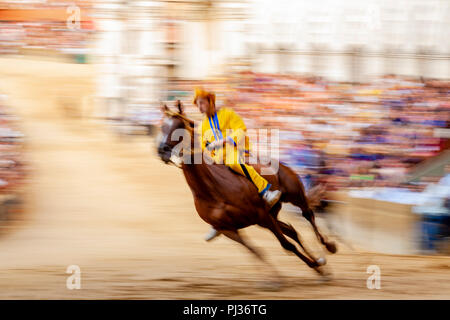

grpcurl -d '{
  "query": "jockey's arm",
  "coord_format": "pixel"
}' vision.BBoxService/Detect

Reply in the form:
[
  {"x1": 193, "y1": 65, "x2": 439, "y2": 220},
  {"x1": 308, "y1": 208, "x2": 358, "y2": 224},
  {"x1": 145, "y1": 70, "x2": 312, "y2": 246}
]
[
  {"x1": 198, "y1": 108, "x2": 247, "y2": 151},
  {"x1": 198, "y1": 121, "x2": 225, "y2": 151}
]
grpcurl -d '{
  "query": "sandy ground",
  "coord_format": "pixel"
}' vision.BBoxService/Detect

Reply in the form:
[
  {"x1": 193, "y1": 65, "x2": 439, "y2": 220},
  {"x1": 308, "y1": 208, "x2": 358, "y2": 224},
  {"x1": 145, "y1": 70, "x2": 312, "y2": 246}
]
[{"x1": 0, "y1": 56, "x2": 449, "y2": 299}]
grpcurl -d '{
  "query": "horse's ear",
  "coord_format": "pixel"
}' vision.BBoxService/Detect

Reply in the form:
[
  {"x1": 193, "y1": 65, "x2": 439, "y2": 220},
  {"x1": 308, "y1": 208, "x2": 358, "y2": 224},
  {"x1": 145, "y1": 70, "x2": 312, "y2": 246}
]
[
  {"x1": 176, "y1": 100, "x2": 184, "y2": 114},
  {"x1": 160, "y1": 102, "x2": 169, "y2": 114}
]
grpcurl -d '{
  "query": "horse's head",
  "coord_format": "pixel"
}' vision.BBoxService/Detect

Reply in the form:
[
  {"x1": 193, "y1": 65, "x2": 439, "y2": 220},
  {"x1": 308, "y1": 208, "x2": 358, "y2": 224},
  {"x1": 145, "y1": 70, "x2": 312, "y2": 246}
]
[{"x1": 157, "y1": 100, "x2": 194, "y2": 165}]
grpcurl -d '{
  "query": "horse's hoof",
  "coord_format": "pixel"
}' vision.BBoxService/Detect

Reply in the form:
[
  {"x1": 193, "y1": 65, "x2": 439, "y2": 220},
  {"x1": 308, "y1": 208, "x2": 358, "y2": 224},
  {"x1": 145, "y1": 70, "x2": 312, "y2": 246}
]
[
  {"x1": 314, "y1": 265, "x2": 332, "y2": 280},
  {"x1": 316, "y1": 257, "x2": 327, "y2": 266},
  {"x1": 326, "y1": 241, "x2": 338, "y2": 254}
]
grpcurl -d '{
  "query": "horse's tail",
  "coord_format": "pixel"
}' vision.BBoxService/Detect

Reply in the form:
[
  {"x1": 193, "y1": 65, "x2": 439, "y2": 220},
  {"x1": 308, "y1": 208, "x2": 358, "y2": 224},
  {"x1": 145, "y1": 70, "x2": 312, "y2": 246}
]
[
  {"x1": 305, "y1": 184, "x2": 326, "y2": 209},
  {"x1": 278, "y1": 163, "x2": 325, "y2": 211}
]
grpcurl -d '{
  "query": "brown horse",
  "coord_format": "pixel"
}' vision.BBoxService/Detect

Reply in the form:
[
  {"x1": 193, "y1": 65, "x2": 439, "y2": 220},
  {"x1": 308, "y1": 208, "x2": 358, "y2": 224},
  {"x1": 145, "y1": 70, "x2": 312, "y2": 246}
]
[{"x1": 157, "y1": 101, "x2": 337, "y2": 281}]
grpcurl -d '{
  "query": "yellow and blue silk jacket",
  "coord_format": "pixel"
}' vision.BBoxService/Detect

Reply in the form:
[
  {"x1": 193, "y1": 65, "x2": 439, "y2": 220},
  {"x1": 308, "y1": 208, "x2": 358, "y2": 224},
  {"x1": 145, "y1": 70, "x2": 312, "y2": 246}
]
[{"x1": 198, "y1": 107, "x2": 250, "y2": 155}]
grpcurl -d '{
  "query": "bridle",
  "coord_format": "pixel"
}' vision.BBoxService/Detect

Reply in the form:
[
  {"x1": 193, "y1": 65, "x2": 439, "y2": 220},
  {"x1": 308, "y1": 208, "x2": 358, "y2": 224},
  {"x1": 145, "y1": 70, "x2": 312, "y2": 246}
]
[
  {"x1": 161, "y1": 110, "x2": 196, "y2": 167},
  {"x1": 163, "y1": 110, "x2": 195, "y2": 134}
]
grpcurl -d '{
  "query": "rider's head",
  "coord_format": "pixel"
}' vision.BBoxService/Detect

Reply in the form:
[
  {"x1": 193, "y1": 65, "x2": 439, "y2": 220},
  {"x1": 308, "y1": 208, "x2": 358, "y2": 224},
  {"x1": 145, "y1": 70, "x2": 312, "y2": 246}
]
[{"x1": 193, "y1": 88, "x2": 215, "y2": 117}]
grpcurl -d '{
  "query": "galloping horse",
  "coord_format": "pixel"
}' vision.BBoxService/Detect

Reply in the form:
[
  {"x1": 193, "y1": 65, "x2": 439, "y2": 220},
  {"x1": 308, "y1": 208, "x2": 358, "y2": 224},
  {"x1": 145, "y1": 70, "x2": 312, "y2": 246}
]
[{"x1": 157, "y1": 101, "x2": 337, "y2": 281}]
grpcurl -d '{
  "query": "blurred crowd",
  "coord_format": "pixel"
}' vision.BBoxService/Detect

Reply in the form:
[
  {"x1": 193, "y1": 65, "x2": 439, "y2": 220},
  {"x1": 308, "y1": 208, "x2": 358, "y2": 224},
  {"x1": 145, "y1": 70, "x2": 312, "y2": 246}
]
[
  {"x1": 0, "y1": 95, "x2": 27, "y2": 195},
  {"x1": 166, "y1": 72, "x2": 449, "y2": 192},
  {"x1": 0, "y1": 1, "x2": 94, "y2": 55},
  {"x1": 0, "y1": 21, "x2": 93, "y2": 54}
]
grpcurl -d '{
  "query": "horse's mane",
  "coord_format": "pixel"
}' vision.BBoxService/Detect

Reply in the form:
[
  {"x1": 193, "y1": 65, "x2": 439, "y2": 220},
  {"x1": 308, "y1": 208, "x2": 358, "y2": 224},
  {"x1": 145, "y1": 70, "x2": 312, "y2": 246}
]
[{"x1": 164, "y1": 110, "x2": 195, "y2": 129}]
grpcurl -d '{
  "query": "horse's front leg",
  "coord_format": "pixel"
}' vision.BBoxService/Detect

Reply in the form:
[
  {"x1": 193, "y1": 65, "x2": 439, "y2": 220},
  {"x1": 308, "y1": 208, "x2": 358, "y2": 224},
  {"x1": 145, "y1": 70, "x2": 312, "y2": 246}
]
[
  {"x1": 200, "y1": 207, "x2": 228, "y2": 242},
  {"x1": 220, "y1": 229, "x2": 283, "y2": 289}
]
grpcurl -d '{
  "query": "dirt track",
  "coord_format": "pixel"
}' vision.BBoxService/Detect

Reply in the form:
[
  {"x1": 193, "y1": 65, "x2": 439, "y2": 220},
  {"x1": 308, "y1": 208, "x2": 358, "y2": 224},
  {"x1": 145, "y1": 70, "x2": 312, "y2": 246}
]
[{"x1": 0, "y1": 57, "x2": 449, "y2": 299}]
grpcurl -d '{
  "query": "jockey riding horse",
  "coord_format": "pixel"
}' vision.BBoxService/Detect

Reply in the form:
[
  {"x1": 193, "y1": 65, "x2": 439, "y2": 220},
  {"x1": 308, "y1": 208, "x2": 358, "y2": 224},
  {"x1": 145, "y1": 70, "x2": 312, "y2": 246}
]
[{"x1": 193, "y1": 88, "x2": 282, "y2": 241}]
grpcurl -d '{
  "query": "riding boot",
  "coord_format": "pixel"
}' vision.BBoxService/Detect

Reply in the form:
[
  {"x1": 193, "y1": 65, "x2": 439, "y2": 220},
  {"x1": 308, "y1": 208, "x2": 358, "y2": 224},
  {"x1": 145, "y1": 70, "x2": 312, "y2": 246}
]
[
  {"x1": 204, "y1": 227, "x2": 221, "y2": 241},
  {"x1": 262, "y1": 189, "x2": 282, "y2": 208}
]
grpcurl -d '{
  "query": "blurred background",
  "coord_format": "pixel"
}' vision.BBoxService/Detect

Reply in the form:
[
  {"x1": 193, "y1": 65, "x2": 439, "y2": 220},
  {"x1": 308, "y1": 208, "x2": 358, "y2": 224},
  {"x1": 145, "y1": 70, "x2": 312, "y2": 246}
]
[{"x1": 0, "y1": 0, "x2": 448, "y2": 299}]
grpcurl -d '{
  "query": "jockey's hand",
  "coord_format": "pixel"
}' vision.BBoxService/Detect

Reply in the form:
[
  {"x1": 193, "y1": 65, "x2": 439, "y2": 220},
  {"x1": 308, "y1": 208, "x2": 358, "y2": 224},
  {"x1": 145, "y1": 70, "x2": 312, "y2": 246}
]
[{"x1": 206, "y1": 139, "x2": 226, "y2": 151}]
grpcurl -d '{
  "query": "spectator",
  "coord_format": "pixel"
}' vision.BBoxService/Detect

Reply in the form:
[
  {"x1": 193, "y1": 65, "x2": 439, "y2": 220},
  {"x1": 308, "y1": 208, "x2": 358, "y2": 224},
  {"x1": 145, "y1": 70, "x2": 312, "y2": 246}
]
[{"x1": 412, "y1": 165, "x2": 450, "y2": 253}]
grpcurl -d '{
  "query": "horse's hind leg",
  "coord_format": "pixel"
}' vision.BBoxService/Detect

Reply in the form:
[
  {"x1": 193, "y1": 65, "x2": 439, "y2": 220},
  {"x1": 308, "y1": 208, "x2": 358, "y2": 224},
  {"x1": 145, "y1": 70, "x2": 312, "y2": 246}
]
[
  {"x1": 300, "y1": 206, "x2": 337, "y2": 254},
  {"x1": 221, "y1": 230, "x2": 282, "y2": 286},
  {"x1": 221, "y1": 230, "x2": 265, "y2": 261},
  {"x1": 289, "y1": 186, "x2": 337, "y2": 254},
  {"x1": 261, "y1": 216, "x2": 325, "y2": 275},
  {"x1": 278, "y1": 221, "x2": 326, "y2": 266}
]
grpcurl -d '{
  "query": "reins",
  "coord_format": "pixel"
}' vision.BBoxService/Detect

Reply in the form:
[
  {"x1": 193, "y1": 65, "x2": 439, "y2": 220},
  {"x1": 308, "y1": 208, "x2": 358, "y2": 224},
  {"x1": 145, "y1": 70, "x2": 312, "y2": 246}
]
[
  {"x1": 164, "y1": 110, "x2": 195, "y2": 134},
  {"x1": 163, "y1": 110, "x2": 217, "y2": 166}
]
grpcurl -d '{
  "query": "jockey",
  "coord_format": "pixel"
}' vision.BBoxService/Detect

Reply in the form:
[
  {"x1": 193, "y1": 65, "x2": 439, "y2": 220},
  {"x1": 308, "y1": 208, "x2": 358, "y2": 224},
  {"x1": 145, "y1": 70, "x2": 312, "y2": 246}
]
[{"x1": 193, "y1": 88, "x2": 282, "y2": 241}]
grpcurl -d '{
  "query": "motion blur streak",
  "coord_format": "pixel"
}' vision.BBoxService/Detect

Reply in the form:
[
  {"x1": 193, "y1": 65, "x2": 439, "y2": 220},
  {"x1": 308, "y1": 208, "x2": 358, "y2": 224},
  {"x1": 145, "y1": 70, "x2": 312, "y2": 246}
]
[{"x1": 0, "y1": 0, "x2": 448, "y2": 299}]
